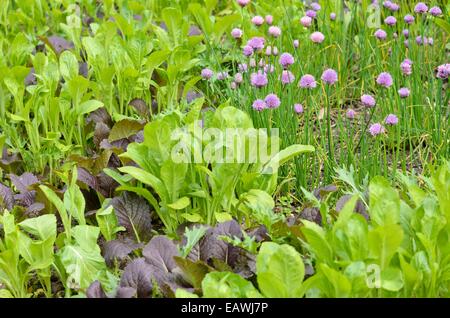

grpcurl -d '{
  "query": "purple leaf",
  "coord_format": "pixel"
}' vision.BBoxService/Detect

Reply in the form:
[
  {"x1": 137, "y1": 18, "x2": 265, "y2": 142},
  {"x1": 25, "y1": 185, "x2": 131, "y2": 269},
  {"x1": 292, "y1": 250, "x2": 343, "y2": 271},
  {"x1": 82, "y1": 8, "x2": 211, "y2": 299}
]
[
  {"x1": 9, "y1": 172, "x2": 39, "y2": 193},
  {"x1": 103, "y1": 238, "x2": 143, "y2": 267},
  {"x1": 119, "y1": 258, "x2": 153, "y2": 298},
  {"x1": 86, "y1": 281, "x2": 107, "y2": 298},
  {"x1": 0, "y1": 183, "x2": 14, "y2": 210},
  {"x1": 110, "y1": 192, "x2": 153, "y2": 242}
]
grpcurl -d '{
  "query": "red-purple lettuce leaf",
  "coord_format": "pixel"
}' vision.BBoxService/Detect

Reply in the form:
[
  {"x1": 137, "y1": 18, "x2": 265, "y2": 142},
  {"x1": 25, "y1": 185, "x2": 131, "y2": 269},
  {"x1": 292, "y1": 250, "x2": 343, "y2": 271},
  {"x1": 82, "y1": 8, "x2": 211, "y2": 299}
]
[
  {"x1": 0, "y1": 183, "x2": 14, "y2": 210},
  {"x1": 9, "y1": 172, "x2": 39, "y2": 193},
  {"x1": 103, "y1": 238, "x2": 143, "y2": 267},
  {"x1": 86, "y1": 280, "x2": 107, "y2": 298},
  {"x1": 119, "y1": 258, "x2": 154, "y2": 298},
  {"x1": 110, "y1": 192, "x2": 153, "y2": 242}
]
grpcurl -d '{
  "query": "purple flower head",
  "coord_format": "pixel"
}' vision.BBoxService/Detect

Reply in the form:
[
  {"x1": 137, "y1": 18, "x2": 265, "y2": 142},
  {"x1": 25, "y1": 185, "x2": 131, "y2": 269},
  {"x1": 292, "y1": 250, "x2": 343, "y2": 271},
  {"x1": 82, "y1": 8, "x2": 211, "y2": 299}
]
[
  {"x1": 279, "y1": 53, "x2": 295, "y2": 68},
  {"x1": 293, "y1": 39, "x2": 299, "y2": 48},
  {"x1": 383, "y1": 1, "x2": 392, "y2": 8},
  {"x1": 265, "y1": 15, "x2": 273, "y2": 25},
  {"x1": 330, "y1": 13, "x2": 337, "y2": 20},
  {"x1": 403, "y1": 58, "x2": 413, "y2": 65},
  {"x1": 311, "y1": 3, "x2": 321, "y2": 11},
  {"x1": 369, "y1": 123, "x2": 385, "y2": 136},
  {"x1": 428, "y1": 37, "x2": 434, "y2": 46},
  {"x1": 234, "y1": 73, "x2": 243, "y2": 84},
  {"x1": 247, "y1": 37, "x2": 265, "y2": 50},
  {"x1": 385, "y1": 16, "x2": 397, "y2": 26},
  {"x1": 258, "y1": 58, "x2": 265, "y2": 67},
  {"x1": 416, "y1": 35, "x2": 428, "y2": 46},
  {"x1": 264, "y1": 64, "x2": 275, "y2": 73},
  {"x1": 265, "y1": 93, "x2": 281, "y2": 109},
  {"x1": 398, "y1": 87, "x2": 410, "y2": 98},
  {"x1": 237, "y1": 0, "x2": 250, "y2": 7},
  {"x1": 376, "y1": 72, "x2": 393, "y2": 88},
  {"x1": 404, "y1": 14, "x2": 415, "y2": 24},
  {"x1": 280, "y1": 70, "x2": 295, "y2": 84},
  {"x1": 252, "y1": 99, "x2": 266, "y2": 111},
  {"x1": 429, "y1": 6, "x2": 442, "y2": 16},
  {"x1": 400, "y1": 60, "x2": 413, "y2": 76},
  {"x1": 201, "y1": 68, "x2": 214, "y2": 80},
  {"x1": 385, "y1": 114, "x2": 399, "y2": 125},
  {"x1": 404, "y1": 40, "x2": 409, "y2": 48},
  {"x1": 250, "y1": 71, "x2": 268, "y2": 88},
  {"x1": 216, "y1": 71, "x2": 228, "y2": 80},
  {"x1": 346, "y1": 109, "x2": 357, "y2": 119},
  {"x1": 299, "y1": 74, "x2": 317, "y2": 89},
  {"x1": 249, "y1": 58, "x2": 257, "y2": 68},
  {"x1": 268, "y1": 26, "x2": 282, "y2": 37},
  {"x1": 300, "y1": 16, "x2": 313, "y2": 27},
  {"x1": 389, "y1": 3, "x2": 400, "y2": 11},
  {"x1": 230, "y1": 82, "x2": 237, "y2": 90},
  {"x1": 243, "y1": 45, "x2": 253, "y2": 56},
  {"x1": 251, "y1": 16, "x2": 264, "y2": 26},
  {"x1": 272, "y1": 46, "x2": 279, "y2": 56},
  {"x1": 310, "y1": 31, "x2": 325, "y2": 43},
  {"x1": 436, "y1": 64, "x2": 450, "y2": 79},
  {"x1": 321, "y1": 68, "x2": 338, "y2": 85},
  {"x1": 231, "y1": 28, "x2": 243, "y2": 39},
  {"x1": 294, "y1": 104, "x2": 304, "y2": 114},
  {"x1": 374, "y1": 29, "x2": 387, "y2": 40},
  {"x1": 402, "y1": 29, "x2": 409, "y2": 38},
  {"x1": 238, "y1": 63, "x2": 248, "y2": 73},
  {"x1": 306, "y1": 10, "x2": 317, "y2": 19},
  {"x1": 361, "y1": 94, "x2": 376, "y2": 108},
  {"x1": 265, "y1": 46, "x2": 272, "y2": 56},
  {"x1": 414, "y1": 2, "x2": 428, "y2": 14}
]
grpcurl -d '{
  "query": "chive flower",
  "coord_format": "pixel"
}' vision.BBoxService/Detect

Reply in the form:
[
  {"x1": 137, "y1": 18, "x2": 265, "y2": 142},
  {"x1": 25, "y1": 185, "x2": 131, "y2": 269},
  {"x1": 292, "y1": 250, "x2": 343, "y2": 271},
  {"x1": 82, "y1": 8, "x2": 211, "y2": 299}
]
[
  {"x1": 294, "y1": 104, "x2": 304, "y2": 114},
  {"x1": 346, "y1": 109, "x2": 356, "y2": 119},
  {"x1": 429, "y1": 6, "x2": 442, "y2": 16},
  {"x1": 385, "y1": 16, "x2": 397, "y2": 26},
  {"x1": 243, "y1": 45, "x2": 253, "y2": 56},
  {"x1": 265, "y1": 94, "x2": 281, "y2": 109},
  {"x1": 414, "y1": 3, "x2": 428, "y2": 14},
  {"x1": 250, "y1": 71, "x2": 268, "y2": 88},
  {"x1": 251, "y1": 16, "x2": 264, "y2": 26},
  {"x1": 404, "y1": 14, "x2": 414, "y2": 24},
  {"x1": 247, "y1": 37, "x2": 265, "y2": 50},
  {"x1": 398, "y1": 87, "x2": 410, "y2": 98},
  {"x1": 436, "y1": 64, "x2": 450, "y2": 79},
  {"x1": 252, "y1": 99, "x2": 266, "y2": 111},
  {"x1": 376, "y1": 72, "x2": 393, "y2": 88},
  {"x1": 268, "y1": 26, "x2": 281, "y2": 37},
  {"x1": 280, "y1": 70, "x2": 295, "y2": 85},
  {"x1": 369, "y1": 123, "x2": 385, "y2": 136},
  {"x1": 216, "y1": 71, "x2": 228, "y2": 80},
  {"x1": 300, "y1": 16, "x2": 312, "y2": 27},
  {"x1": 299, "y1": 74, "x2": 317, "y2": 89},
  {"x1": 311, "y1": 3, "x2": 321, "y2": 11},
  {"x1": 321, "y1": 69, "x2": 338, "y2": 85},
  {"x1": 231, "y1": 28, "x2": 243, "y2": 39},
  {"x1": 374, "y1": 29, "x2": 387, "y2": 40},
  {"x1": 305, "y1": 10, "x2": 317, "y2": 19},
  {"x1": 237, "y1": 0, "x2": 250, "y2": 7},
  {"x1": 279, "y1": 53, "x2": 294, "y2": 68},
  {"x1": 385, "y1": 114, "x2": 399, "y2": 125},
  {"x1": 310, "y1": 31, "x2": 325, "y2": 43},
  {"x1": 361, "y1": 94, "x2": 376, "y2": 108},
  {"x1": 201, "y1": 68, "x2": 214, "y2": 79}
]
